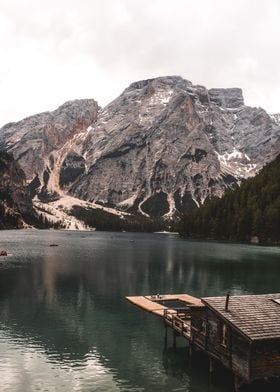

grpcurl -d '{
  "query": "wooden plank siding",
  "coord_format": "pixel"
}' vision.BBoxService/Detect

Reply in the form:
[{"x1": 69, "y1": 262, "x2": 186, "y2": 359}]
[
  {"x1": 190, "y1": 307, "x2": 207, "y2": 349},
  {"x1": 231, "y1": 330, "x2": 251, "y2": 381},
  {"x1": 251, "y1": 340, "x2": 280, "y2": 380},
  {"x1": 205, "y1": 310, "x2": 232, "y2": 367},
  {"x1": 201, "y1": 293, "x2": 280, "y2": 382},
  {"x1": 190, "y1": 307, "x2": 251, "y2": 380}
]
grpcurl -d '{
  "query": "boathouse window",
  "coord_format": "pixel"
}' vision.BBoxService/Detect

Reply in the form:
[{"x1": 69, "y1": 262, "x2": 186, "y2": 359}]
[
  {"x1": 220, "y1": 323, "x2": 229, "y2": 347},
  {"x1": 200, "y1": 319, "x2": 207, "y2": 335},
  {"x1": 196, "y1": 318, "x2": 207, "y2": 335}
]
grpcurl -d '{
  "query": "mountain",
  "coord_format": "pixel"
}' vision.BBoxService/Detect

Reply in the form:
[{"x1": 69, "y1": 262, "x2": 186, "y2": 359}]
[
  {"x1": 67, "y1": 76, "x2": 280, "y2": 218},
  {"x1": 0, "y1": 99, "x2": 100, "y2": 202},
  {"x1": 179, "y1": 154, "x2": 280, "y2": 244},
  {"x1": 0, "y1": 76, "x2": 279, "y2": 221},
  {"x1": 0, "y1": 151, "x2": 35, "y2": 228},
  {"x1": 271, "y1": 113, "x2": 280, "y2": 126}
]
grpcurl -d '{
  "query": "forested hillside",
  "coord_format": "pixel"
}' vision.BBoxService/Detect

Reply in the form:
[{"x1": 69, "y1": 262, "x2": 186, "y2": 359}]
[
  {"x1": 0, "y1": 151, "x2": 35, "y2": 229},
  {"x1": 70, "y1": 205, "x2": 168, "y2": 232},
  {"x1": 179, "y1": 155, "x2": 280, "y2": 244}
]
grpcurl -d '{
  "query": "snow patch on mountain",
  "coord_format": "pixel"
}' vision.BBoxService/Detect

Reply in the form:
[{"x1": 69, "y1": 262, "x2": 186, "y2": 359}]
[{"x1": 216, "y1": 149, "x2": 258, "y2": 178}]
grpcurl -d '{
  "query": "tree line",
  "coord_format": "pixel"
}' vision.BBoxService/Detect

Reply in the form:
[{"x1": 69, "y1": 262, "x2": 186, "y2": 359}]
[
  {"x1": 179, "y1": 155, "x2": 280, "y2": 244},
  {"x1": 70, "y1": 205, "x2": 169, "y2": 232}
]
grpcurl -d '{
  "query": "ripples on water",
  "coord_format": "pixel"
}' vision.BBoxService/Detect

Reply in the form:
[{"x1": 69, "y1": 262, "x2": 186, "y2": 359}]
[{"x1": 0, "y1": 230, "x2": 280, "y2": 391}]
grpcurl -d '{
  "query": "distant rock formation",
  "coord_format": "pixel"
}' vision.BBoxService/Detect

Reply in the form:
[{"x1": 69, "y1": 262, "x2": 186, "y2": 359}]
[
  {"x1": 68, "y1": 77, "x2": 280, "y2": 218},
  {"x1": 271, "y1": 113, "x2": 280, "y2": 126},
  {"x1": 0, "y1": 151, "x2": 35, "y2": 228},
  {"x1": 0, "y1": 77, "x2": 279, "y2": 220},
  {"x1": 0, "y1": 99, "x2": 100, "y2": 202}
]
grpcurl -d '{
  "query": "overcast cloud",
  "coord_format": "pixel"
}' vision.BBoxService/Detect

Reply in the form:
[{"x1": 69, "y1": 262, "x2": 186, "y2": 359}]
[{"x1": 0, "y1": 0, "x2": 279, "y2": 126}]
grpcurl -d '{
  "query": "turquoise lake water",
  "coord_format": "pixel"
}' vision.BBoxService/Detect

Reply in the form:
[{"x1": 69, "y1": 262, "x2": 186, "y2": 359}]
[{"x1": 0, "y1": 230, "x2": 280, "y2": 391}]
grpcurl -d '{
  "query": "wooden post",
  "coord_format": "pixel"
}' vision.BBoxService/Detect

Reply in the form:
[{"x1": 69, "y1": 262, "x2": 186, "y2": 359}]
[
  {"x1": 209, "y1": 358, "x2": 214, "y2": 383},
  {"x1": 189, "y1": 341, "x2": 193, "y2": 357},
  {"x1": 164, "y1": 325, "x2": 168, "y2": 347},
  {"x1": 234, "y1": 375, "x2": 243, "y2": 392},
  {"x1": 173, "y1": 330, "x2": 177, "y2": 348},
  {"x1": 225, "y1": 293, "x2": 230, "y2": 311}
]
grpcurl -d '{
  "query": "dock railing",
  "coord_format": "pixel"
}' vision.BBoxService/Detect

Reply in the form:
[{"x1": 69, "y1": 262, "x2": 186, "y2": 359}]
[
  {"x1": 191, "y1": 323, "x2": 207, "y2": 349},
  {"x1": 164, "y1": 307, "x2": 192, "y2": 338}
]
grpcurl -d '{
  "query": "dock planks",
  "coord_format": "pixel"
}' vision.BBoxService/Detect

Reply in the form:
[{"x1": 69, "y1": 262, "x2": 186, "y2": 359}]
[{"x1": 126, "y1": 293, "x2": 203, "y2": 318}]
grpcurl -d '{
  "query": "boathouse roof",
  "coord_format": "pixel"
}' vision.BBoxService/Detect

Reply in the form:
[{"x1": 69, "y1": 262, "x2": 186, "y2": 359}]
[{"x1": 202, "y1": 293, "x2": 280, "y2": 341}]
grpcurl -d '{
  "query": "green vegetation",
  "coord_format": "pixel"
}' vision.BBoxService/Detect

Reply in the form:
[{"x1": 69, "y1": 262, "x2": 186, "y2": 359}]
[
  {"x1": 179, "y1": 155, "x2": 280, "y2": 244},
  {"x1": 34, "y1": 213, "x2": 65, "y2": 229},
  {"x1": 0, "y1": 202, "x2": 22, "y2": 229},
  {"x1": 70, "y1": 205, "x2": 170, "y2": 232}
]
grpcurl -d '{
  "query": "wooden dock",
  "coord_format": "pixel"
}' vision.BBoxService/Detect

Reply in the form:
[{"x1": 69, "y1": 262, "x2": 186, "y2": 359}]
[
  {"x1": 126, "y1": 293, "x2": 203, "y2": 317},
  {"x1": 126, "y1": 294, "x2": 203, "y2": 340},
  {"x1": 126, "y1": 292, "x2": 280, "y2": 391}
]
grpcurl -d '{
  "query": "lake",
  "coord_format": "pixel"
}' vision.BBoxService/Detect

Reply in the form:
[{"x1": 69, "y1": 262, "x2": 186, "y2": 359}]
[{"x1": 0, "y1": 230, "x2": 280, "y2": 391}]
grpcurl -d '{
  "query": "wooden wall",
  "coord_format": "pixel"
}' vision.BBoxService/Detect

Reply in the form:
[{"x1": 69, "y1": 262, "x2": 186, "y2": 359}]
[
  {"x1": 251, "y1": 339, "x2": 280, "y2": 380},
  {"x1": 231, "y1": 330, "x2": 250, "y2": 381},
  {"x1": 191, "y1": 307, "x2": 251, "y2": 381}
]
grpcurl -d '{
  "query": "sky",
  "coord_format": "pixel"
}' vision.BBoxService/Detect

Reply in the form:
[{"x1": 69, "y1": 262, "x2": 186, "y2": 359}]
[{"x1": 0, "y1": 0, "x2": 280, "y2": 127}]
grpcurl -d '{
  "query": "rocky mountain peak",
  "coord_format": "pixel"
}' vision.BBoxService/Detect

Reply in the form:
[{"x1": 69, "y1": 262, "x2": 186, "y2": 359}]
[
  {"x1": 0, "y1": 98, "x2": 100, "y2": 201},
  {"x1": 271, "y1": 113, "x2": 280, "y2": 125},
  {"x1": 56, "y1": 99, "x2": 100, "y2": 119},
  {"x1": 66, "y1": 76, "x2": 280, "y2": 218},
  {"x1": 125, "y1": 75, "x2": 192, "y2": 91},
  {"x1": 0, "y1": 76, "x2": 279, "y2": 220},
  {"x1": 208, "y1": 87, "x2": 244, "y2": 108}
]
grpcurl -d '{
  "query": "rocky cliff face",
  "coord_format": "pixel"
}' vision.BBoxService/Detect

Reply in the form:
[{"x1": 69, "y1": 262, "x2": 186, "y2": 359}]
[
  {"x1": 0, "y1": 77, "x2": 279, "y2": 220},
  {"x1": 68, "y1": 76, "x2": 280, "y2": 218},
  {"x1": 271, "y1": 113, "x2": 280, "y2": 126},
  {"x1": 0, "y1": 151, "x2": 34, "y2": 228},
  {"x1": 0, "y1": 99, "x2": 100, "y2": 201}
]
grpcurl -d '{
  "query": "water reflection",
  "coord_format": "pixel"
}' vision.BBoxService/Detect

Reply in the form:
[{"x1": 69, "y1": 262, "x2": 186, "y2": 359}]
[{"x1": 0, "y1": 231, "x2": 279, "y2": 391}]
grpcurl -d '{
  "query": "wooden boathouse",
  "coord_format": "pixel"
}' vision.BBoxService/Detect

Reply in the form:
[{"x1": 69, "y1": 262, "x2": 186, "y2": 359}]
[{"x1": 126, "y1": 293, "x2": 280, "y2": 391}]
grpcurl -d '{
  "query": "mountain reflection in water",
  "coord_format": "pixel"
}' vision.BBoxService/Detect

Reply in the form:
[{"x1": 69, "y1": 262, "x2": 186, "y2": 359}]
[{"x1": 0, "y1": 231, "x2": 279, "y2": 391}]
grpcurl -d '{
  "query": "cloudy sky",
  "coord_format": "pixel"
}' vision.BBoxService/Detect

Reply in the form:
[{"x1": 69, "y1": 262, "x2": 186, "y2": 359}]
[{"x1": 0, "y1": 0, "x2": 279, "y2": 126}]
